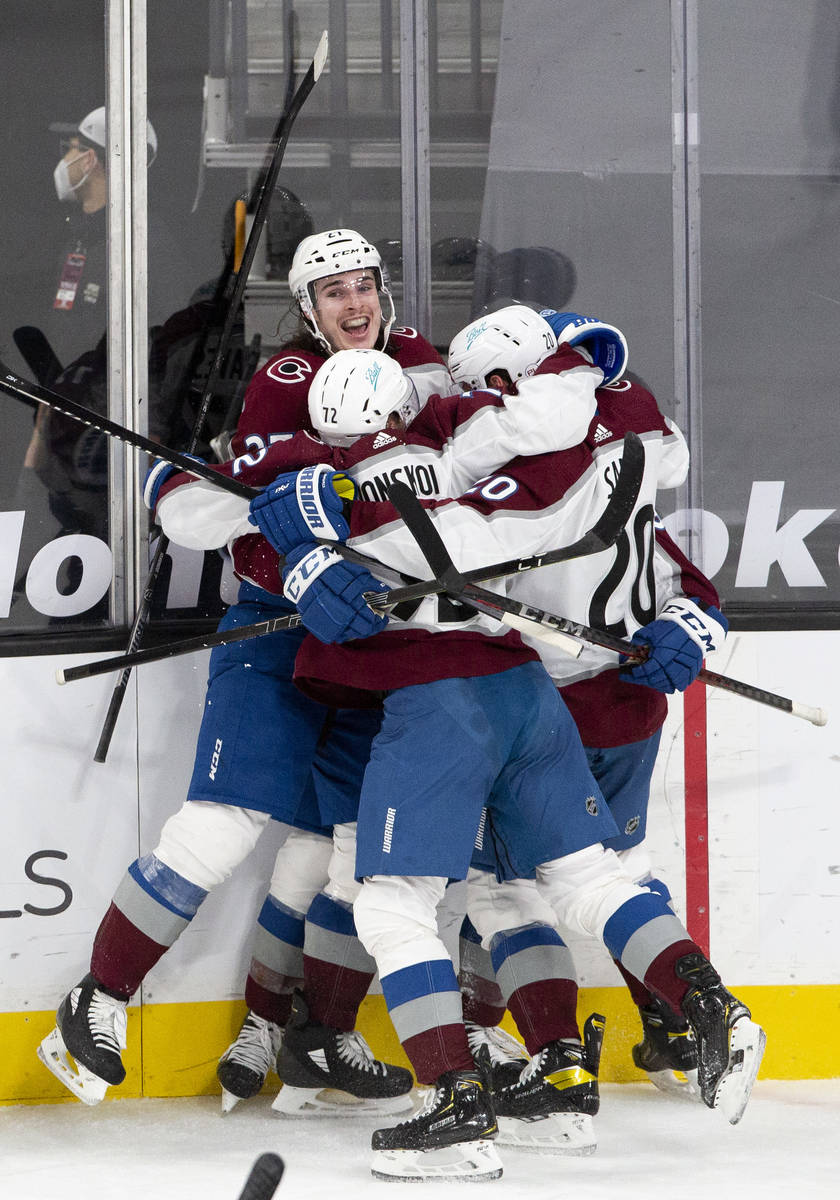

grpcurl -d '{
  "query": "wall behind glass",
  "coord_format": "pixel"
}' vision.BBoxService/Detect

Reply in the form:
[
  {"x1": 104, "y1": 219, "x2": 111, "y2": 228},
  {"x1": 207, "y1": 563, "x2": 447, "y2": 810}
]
[
  {"x1": 473, "y1": 1, "x2": 675, "y2": 410},
  {"x1": 696, "y1": 0, "x2": 839, "y2": 622}
]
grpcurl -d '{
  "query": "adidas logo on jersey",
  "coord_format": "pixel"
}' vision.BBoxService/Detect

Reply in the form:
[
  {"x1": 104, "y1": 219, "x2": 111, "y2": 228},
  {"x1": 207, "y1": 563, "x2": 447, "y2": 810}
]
[
  {"x1": 372, "y1": 430, "x2": 397, "y2": 449},
  {"x1": 593, "y1": 422, "x2": 613, "y2": 443}
]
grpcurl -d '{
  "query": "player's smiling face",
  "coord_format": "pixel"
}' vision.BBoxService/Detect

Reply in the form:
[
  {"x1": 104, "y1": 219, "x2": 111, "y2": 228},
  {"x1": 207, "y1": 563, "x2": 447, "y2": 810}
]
[{"x1": 313, "y1": 269, "x2": 382, "y2": 351}]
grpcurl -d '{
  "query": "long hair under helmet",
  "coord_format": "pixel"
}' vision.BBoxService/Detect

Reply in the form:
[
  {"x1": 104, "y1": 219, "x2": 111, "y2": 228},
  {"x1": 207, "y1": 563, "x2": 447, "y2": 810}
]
[{"x1": 288, "y1": 228, "x2": 396, "y2": 355}]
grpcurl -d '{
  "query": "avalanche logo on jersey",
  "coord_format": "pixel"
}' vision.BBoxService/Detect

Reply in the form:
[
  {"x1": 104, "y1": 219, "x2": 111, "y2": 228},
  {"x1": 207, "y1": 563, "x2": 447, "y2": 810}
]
[
  {"x1": 266, "y1": 356, "x2": 314, "y2": 385},
  {"x1": 585, "y1": 795, "x2": 600, "y2": 816}
]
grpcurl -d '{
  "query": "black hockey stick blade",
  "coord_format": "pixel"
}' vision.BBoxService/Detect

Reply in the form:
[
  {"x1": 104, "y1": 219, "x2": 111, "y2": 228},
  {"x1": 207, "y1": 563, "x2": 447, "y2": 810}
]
[
  {"x1": 570, "y1": 428, "x2": 644, "y2": 553},
  {"x1": 384, "y1": 482, "x2": 467, "y2": 588},
  {"x1": 236, "y1": 1152, "x2": 284, "y2": 1200},
  {"x1": 13, "y1": 326, "x2": 63, "y2": 386},
  {"x1": 384, "y1": 480, "x2": 583, "y2": 656},
  {"x1": 0, "y1": 361, "x2": 259, "y2": 500}
]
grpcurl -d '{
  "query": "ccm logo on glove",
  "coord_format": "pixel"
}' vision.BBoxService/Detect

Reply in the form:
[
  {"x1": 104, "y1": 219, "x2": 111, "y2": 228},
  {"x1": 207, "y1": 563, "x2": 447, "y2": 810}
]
[{"x1": 658, "y1": 598, "x2": 728, "y2": 654}]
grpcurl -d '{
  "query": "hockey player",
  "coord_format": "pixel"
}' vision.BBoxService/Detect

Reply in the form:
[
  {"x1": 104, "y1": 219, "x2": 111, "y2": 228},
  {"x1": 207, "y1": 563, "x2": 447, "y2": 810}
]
[
  {"x1": 237, "y1": 344, "x2": 765, "y2": 1180},
  {"x1": 448, "y1": 307, "x2": 716, "y2": 1111},
  {"x1": 37, "y1": 229, "x2": 447, "y2": 1112}
]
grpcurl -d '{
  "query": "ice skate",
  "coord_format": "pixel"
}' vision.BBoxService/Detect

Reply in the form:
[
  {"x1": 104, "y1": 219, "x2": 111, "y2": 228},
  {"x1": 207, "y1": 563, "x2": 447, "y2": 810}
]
[
  {"x1": 632, "y1": 997, "x2": 700, "y2": 1100},
  {"x1": 370, "y1": 1060, "x2": 502, "y2": 1181},
  {"x1": 466, "y1": 1021, "x2": 529, "y2": 1090},
  {"x1": 217, "y1": 1010, "x2": 284, "y2": 1113},
  {"x1": 37, "y1": 973, "x2": 128, "y2": 1106},
  {"x1": 272, "y1": 991, "x2": 415, "y2": 1117},
  {"x1": 492, "y1": 1012, "x2": 605, "y2": 1155},
  {"x1": 677, "y1": 953, "x2": 766, "y2": 1124}
]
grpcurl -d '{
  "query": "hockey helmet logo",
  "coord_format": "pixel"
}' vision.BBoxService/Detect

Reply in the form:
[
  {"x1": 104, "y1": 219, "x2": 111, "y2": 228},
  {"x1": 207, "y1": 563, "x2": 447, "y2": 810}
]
[{"x1": 448, "y1": 305, "x2": 557, "y2": 391}]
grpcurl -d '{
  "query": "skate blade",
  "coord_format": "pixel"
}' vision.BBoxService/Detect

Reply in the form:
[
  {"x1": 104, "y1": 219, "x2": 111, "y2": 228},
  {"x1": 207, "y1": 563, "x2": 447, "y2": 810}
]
[
  {"x1": 371, "y1": 1139, "x2": 503, "y2": 1181},
  {"x1": 272, "y1": 1084, "x2": 416, "y2": 1118},
  {"x1": 220, "y1": 1088, "x2": 243, "y2": 1115},
  {"x1": 37, "y1": 1028, "x2": 109, "y2": 1106},
  {"x1": 644, "y1": 1066, "x2": 702, "y2": 1102},
  {"x1": 496, "y1": 1112, "x2": 596, "y2": 1156},
  {"x1": 714, "y1": 1018, "x2": 766, "y2": 1125}
]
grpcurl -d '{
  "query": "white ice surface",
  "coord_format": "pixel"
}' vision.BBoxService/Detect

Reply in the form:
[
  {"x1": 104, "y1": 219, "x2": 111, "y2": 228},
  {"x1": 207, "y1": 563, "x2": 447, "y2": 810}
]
[{"x1": 2, "y1": 1081, "x2": 838, "y2": 1200}]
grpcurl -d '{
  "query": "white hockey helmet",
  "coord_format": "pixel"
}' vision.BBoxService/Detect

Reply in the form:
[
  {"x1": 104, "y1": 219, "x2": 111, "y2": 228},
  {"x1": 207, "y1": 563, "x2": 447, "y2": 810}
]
[
  {"x1": 288, "y1": 228, "x2": 396, "y2": 353},
  {"x1": 308, "y1": 349, "x2": 420, "y2": 447},
  {"x1": 51, "y1": 106, "x2": 158, "y2": 166},
  {"x1": 447, "y1": 304, "x2": 557, "y2": 391}
]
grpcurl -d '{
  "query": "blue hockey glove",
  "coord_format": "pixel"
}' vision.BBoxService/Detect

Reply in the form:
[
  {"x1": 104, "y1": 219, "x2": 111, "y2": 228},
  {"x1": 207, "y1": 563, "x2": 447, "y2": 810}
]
[
  {"x1": 143, "y1": 454, "x2": 206, "y2": 511},
  {"x1": 282, "y1": 543, "x2": 390, "y2": 644},
  {"x1": 249, "y1": 463, "x2": 355, "y2": 555},
  {"x1": 620, "y1": 598, "x2": 728, "y2": 693},
  {"x1": 539, "y1": 309, "x2": 628, "y2": 385}
]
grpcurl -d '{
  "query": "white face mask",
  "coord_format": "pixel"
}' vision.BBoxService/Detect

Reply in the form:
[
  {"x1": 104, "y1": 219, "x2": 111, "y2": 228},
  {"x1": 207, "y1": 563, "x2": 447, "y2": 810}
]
[{"x1": 53, "y1": 153, "x2": 92, "y2": 203}]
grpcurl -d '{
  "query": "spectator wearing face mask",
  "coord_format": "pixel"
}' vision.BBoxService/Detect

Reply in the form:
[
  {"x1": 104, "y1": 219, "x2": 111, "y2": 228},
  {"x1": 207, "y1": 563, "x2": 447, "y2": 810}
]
[
  {"x1": 19, "y1": 108, "x2": 158, "y2": 576},
  {"x1": 41, "y1": 107, "x2": 157, "y2": 367}
]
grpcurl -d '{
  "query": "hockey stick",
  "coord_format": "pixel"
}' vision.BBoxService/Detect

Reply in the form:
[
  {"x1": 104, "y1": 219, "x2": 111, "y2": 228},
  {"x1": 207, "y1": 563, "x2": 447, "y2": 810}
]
[
  {"x1": 0, "y1": 362, "x2": 260, "y2": 500},
  {"x1": 386, "y1": 480, "x2": 829, "y2": 727},
  {"x1": 89, "y1": 30, "x2": 327, "y2": 762},
  {"x1": 236, "y1": 1152, "x2": 284, "y2": 1200},
  {"x1": 2, "y1": 358, "x2": 644, "y2": 573},
  {"x1": 55, "y1": 437, "x2": 646, "y2": 683}
]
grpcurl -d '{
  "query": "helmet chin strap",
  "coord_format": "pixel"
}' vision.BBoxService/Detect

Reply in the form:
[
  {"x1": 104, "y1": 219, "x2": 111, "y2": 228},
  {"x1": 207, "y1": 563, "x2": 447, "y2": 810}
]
[{"x1": 305, "y1": 290, "x2": 395, "y2": 356}]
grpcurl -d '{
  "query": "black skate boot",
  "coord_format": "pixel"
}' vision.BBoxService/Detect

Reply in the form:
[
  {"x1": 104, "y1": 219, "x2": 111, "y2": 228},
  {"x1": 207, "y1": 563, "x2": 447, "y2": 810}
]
[
  {"x1": 370, "y1": 1056, "x2": 502, "y2": 1181},
  {"x1": 37, "y1": 973, "x2": 128, "y2": 1105},
  {"x1": 217, "y1": 1011, "x2": 284, "y2": 1113},
  {"x1": 273, "y1": 990, "x2": 414, "y2": 1117},
  {"x1": 677, "y1": 953, "x2": 766, "y2": 1124},
  {"x1": 492, "y1": 1012, "x2": 605, "y2": 1155},
  {"x1": 632, "y1": 997, "x2": 700, "y2": 1100},
  {"x1": 466, "y1": 1021, "x2": 530, "y2": 1090}
]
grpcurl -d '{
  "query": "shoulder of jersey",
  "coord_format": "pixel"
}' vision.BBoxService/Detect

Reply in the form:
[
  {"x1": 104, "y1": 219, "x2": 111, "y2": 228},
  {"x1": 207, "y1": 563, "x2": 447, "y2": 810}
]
[
  {"x1": 590, "y1": 377, "x2": 668, "y2": 445},
  {"x1": 389, "y1": 326, "x2": 444, "y2": 365}
]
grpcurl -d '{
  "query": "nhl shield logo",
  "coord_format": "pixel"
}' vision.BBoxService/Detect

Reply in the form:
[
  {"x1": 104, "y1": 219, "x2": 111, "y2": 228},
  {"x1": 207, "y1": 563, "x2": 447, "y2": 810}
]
[{"x1": 585, "y1": 795, "x2": 599, "y2": 816}]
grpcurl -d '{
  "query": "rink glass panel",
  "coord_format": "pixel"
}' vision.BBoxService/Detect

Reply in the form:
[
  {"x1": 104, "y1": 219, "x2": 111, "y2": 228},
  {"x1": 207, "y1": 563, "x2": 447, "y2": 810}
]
[{"x1": 0, "y1": 0, "x2": 836, "y2": 649}]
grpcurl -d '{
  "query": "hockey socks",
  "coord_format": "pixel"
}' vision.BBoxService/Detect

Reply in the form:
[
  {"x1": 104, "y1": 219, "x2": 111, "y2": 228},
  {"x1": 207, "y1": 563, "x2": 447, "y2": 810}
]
[
  {"x1": 90, "y1": 855, "x2": 208, "y2": 994},
  {"x1": 244, "y1": 893, "x2": 306, "y2": 1026},
  {"x1": 302, "y1": 892, "x2": 376, "y2": 1031}
]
